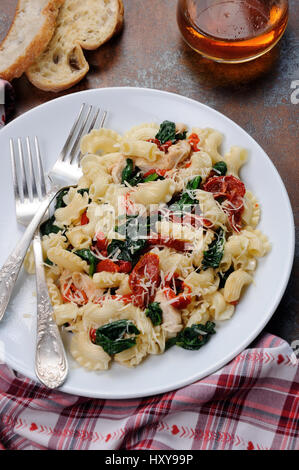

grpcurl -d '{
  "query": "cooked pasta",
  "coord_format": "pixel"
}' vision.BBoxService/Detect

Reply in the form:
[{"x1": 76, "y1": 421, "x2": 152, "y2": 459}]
[
  {"x1": 223, "y1": 269, "x2": 253, "y2": 303},
  {"x1": 224, "y1": 146, "x2": 248, "y2": 177},
  {"x1": 24, "y1": 119, "x2": 270, "y2": 371},
  {"x1": 80, "y1": 128, "x2": 121, "y2": 155},
  {"x1": 120, "y1": 140, "x2": 162, "y2": 162}
]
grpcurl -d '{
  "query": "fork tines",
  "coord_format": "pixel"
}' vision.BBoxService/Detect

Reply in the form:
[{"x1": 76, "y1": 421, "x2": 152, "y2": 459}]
[
  {"x1": 10, "y1": 136, "x2": 46, "y2": 205},
  {"x1": 59, "y1": 103, "x2": 107, "y2": 165},
  {"x1": 10, "y1": 103, "x2": 108, "y2": 208}
]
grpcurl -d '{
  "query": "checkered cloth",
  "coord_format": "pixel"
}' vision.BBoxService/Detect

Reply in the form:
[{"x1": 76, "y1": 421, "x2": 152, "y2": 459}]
[{"x1": 0, "y1": 333, "x2": 298, "y2": 450}]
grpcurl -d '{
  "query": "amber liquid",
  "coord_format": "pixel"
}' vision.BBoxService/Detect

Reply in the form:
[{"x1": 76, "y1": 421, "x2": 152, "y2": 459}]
[{"x1": 177, "y1": 0, "x2": 289, "y2": 62}]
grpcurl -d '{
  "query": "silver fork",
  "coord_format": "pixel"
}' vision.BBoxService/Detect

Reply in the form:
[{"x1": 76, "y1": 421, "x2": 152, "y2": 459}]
[
  {"x1": 11, "y1": 137, "x2": 68, "y2": 388},
  {"x1": 0, "y1": 104, "x2": 107, "y2": 322}
]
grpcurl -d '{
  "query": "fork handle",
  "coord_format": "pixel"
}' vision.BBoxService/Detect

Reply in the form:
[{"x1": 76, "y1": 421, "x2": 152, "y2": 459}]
[
  {"x1": 33, "y1": 230, "x2": 68, "y2": 388},
  {"x1": 0, "y1": 189, "x2": 58, "y2": 322}
]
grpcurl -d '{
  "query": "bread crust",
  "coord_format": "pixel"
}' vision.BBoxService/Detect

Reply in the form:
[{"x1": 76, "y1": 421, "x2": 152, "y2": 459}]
[
  {"x1": 26, "y1": 0, "x2": 124, "y2": 92},
  {"x1": 0, "y1": 0, "x2": 65, "y2": 81}
]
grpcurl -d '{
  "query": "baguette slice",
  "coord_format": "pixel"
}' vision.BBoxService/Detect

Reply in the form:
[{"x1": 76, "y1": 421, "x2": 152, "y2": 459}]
[
  {"x1": 26, "y1": 0, "x2": 124, "y2": 92},
  {"x1": 0, "y1": 0, "x2": 65, "y2": 81}
]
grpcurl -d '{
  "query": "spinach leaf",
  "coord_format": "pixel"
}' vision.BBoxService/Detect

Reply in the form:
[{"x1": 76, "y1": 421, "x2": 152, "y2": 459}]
[
  {"x1": 155, "y1": 120, "x2": 187, "y2": 144},
  {"x1": 166, "y1": 321, "x2": 216, "y2": 351},
  {"x1": 74, "y1": 249, "x2": 98, "y2": 276},
  {"x1": 143, "y1": 172, "x2": 165, "y2": 182},
  {"x1": 77, "y1": 188, "x2": 89, "y2": 196},
  {"x1": 45, "y1": 257, "x2": 53, "y2": 266},
  {"x1": 115, "y1": 214, "x2": 138, "y2": 237},
  {"x1": 121, "y1": 158, "x2": 143, "y2": 186},
  {"x1": 40, "y1": 188, "x2": 70, "y2": 236},
  {"x1": 165, "y1": 336, "x2": 178, "y2": 351},
  {"x1": 77, "y1": 188, "x2": 92, "y2": 204},
  {"x1": 115, "y1": 214, "x2": 150, "y2": 240},
  {"x1": 55, "y1": 189, "x2": 69, "y2": 210},
  {"x1": 175, "y1": 322, "x2": 216, "y2": 350},
  {"x1": 176, "y1": 130, "x2": 187, "y2": 141},
  {"x1": 107, "y1": 238, "x2": 147, "y2": 264},
  {"x1": 171, "y1": 176, "x2": 202, "y2": 211},
  {"x1": 202, "y1": 229, "x2": 225, "y2": 270},
  {"x1": 213, "y1": 161, "x2": 227, "y2": 176},
  {"x1": 122, "y1": 158, "x2": 133, "y2": 182},
  {"x1": 94, "y1": 320, "x2": 140, "y2": 355},
  {"x1": 186, "y1": 175, "x2": 202, "y2": 190},
  {"x1": 145, "y1": 302, "x2": 163, "y2": 326},
  {"x1": 144, "y1": 172, "x2": 159, "y2": 182},
  {"x1": 129, "y1": 171, "x2": 143, "y2": 186},
  {"x1": 171, "y1": 193, "x2": 193, "y2": 212},
  {"x1": 219, "y1": 265, "x2": 234, "y2": 289},
  {"x1": 40, "y1": 216, "x2": 61, "y2": 236}
]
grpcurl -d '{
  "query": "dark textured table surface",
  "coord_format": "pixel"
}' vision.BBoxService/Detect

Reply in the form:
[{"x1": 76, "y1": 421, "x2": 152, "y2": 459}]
[{"x1": 0, "y1": 0, "x2": 298, "y2": 346}]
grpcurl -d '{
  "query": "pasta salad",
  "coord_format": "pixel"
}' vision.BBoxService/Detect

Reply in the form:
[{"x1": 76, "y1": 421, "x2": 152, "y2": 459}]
[{"x1": 25, "y1": 120, "x2": 271, "y2": 371}]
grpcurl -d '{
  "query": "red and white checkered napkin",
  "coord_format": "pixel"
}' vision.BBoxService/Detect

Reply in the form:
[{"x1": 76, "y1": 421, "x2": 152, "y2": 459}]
[{"x1": 0, "y1": 333, "x2": 298, "y2": 450}]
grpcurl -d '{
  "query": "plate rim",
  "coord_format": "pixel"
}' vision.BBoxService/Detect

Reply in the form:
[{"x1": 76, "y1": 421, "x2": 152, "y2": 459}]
[{"x1": 0, "y1": 86, "x2": 295, "y2": 399}]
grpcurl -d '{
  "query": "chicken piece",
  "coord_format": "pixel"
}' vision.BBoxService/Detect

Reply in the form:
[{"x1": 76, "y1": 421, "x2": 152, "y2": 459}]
[
  {"x1": 111, "y1": 156, "x2": 126, "y2": 183},
  {"x1": 176, "y1": 122, "x2": 187, "y2": 134},
  {"x1": 135, "y1": 140, "x2": 191, "y2": 172},
  {"x1": 72, "y1": 272, "x2": 104, "y2": 302},
  {"x1": 166, "y1": 140, "x2": 191, "y2": 168},
  {"x1": 154, "y1": 289, "x2": 183, "y2": 339}
]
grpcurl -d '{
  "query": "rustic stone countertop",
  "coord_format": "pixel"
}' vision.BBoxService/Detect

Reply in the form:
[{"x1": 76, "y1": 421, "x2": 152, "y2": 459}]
[{"x1": 0, "y1": 0, "x2": 298, "y2": 347}]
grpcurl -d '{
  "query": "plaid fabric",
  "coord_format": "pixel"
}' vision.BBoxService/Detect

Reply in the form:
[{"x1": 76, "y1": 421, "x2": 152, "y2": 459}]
[{"x1": 0, "y1": 333, "x2": 298, "y2": 450}]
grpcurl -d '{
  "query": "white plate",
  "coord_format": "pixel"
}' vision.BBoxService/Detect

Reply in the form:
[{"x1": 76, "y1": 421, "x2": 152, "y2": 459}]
[{"x1": 0, "y1": 87, "x2": 295, "y2": 399}]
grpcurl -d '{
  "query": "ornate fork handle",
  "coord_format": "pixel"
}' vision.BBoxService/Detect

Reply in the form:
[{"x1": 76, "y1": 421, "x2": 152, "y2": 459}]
[
  {"x1": 0, "y1": 189, "x2": 59, "y2": 322},
  {"x1": 33, "y1": 231, "x2": 68, "y2": 388}
]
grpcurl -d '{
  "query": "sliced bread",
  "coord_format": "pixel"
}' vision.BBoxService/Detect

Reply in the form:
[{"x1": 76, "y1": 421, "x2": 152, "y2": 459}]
[
  {"x1": 0, "y1": 0, "x2": 65, "y2": 81},
  {"x1": 26, "y1": 0, "x2": 124, "y2": 92}
]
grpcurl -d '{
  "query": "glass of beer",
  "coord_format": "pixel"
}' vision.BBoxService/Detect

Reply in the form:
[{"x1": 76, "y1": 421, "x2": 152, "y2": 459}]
[{"x1": 177, "y1": 0, "x2": 289, "y2": 63}]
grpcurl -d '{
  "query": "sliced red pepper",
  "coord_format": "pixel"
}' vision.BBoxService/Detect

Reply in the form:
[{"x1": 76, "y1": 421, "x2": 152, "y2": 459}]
[
  {"x1": 90, "y1": 328, "x2": 97, "y2": 343},
  {"x1": 80, "y1": 210, "x2": 89, "y2": 225},
  {"x1": 96, "y1": 259, "x2": 120, "y2": 273},
  {"x1": 156, "y1": 169, "x2": 168, "y2": 177},
  {"x1": 143, "y1": 168, "x2": 169, "y2": 179},
  {"x1": 143, "y1": 169, "x2": 157, "y2": 178},
  {"x1": 124, "y1": 193, "x2": 137, "y2": 216},
  {"x1": 188, "y1": 133, "x2": 200, "y2": 152},
  {"x1": 147, "y1": 138, "x2": 173, "y2": 153},
  {"x1": 62, "y1": 283, "x2": 88, "y2": 306},
  {"x1": 160, "y1": 140, "x2": 173, "y2": 153},
  {"x1": 147, "y1": 138, "x2": 160, "y2": 147},
  {"x1": 129, "y1": 253, "x2": 160, "y2": 308}
]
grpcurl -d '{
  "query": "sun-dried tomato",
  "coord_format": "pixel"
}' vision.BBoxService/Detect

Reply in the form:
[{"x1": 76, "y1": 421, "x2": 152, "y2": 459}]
[
  {"x1": 62, "y1": 283, "x2": 88, "y2": 306},
  {"x1": 129, "y1": 253, "x2": 160, "y2": 308}
]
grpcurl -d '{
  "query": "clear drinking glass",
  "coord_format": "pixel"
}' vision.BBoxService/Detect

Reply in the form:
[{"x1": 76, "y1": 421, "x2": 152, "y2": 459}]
[{"x1": 177, "y1": 0, "x2": 289, "y2": 63}]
